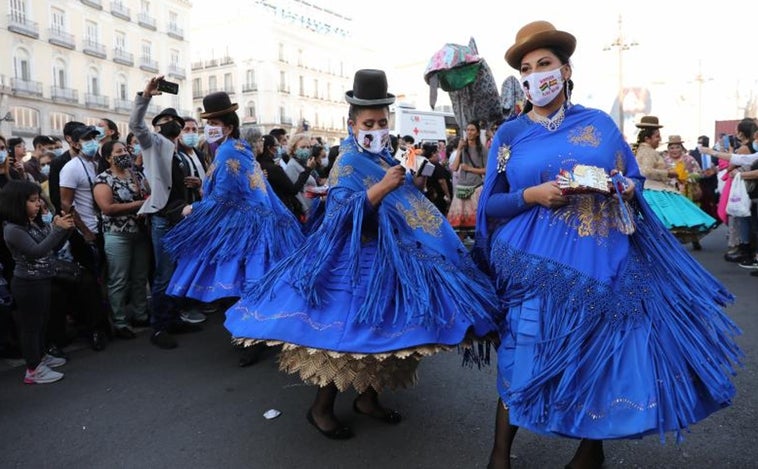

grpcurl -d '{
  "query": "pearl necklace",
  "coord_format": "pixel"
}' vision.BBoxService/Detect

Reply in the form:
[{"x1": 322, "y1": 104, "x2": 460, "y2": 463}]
[{"x1": 528, "y1": 105, "x2": 567, "y2": 132}]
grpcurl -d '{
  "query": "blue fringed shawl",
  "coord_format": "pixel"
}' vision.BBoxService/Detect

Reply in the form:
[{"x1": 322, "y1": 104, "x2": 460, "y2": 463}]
[
  {"x1": 163, "y1": 138, "x2": 304, "y2": 263},
  {"x1": 248, "y1": 135, "x2": 500, "y2": 330}
]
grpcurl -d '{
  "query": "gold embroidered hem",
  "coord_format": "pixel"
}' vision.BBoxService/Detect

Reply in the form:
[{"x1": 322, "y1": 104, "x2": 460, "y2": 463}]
[{"x1": 234, "y1": 339, "x2": 460, "y2": 392}]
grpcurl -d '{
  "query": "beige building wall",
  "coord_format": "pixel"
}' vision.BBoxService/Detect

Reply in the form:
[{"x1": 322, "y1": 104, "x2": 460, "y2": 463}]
[{"x1": 0, "y1": 0, "x2": 192, "y2": 145}]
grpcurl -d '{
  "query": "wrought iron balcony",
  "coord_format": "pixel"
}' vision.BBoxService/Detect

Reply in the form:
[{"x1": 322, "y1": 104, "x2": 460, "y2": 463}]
[
  {"x1": 48, "y1": 28, "x2": 75, "y2": 49},
  {"x1": 82, "y1": 39, "x2": 106, "y2": 58},
  {"x1": 85, "y1": 93, "x2": 109, "y2": 108},
  {"x1": 242, "y1": 83, "x2": 258, "y2": 93},
  {"x1": 139, "y1": 57, "x2": 159, "y2": 73},
  {"x1": 110, "y1": 0, "x2": 130, "y2": 20},
  {"x1": 80, "y1": 0, "x2": 103, "y2": 10},
  {"x1": 50, "y1": 86, "x2": 79, "y2": 103},
  {"x1": 167, "y1": 23, "x2": 183, "y2": 40},
  {"x1": 114, "y1": 98, "x2": 132, "y2": 112},
  {"x1": 11, "y1": 78, "x2": 43, "y2": 96},
  {"x1": 112, "y1": 48, "x2": 134, "y2": 66},
  {"x1": 138, "y1": 12, "x2": 156, "y2": 30},
  {"x1": 167, "y1": 64, "x2": 186, "y2": 80},
  {"x1": 7, "y1": 14, "x2": 39, "y2": 38}
]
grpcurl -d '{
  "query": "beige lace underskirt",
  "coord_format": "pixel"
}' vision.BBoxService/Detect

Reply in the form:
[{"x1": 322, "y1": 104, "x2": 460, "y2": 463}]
[{"x1": 235, "y1": 339, "x2": 458, "y2": 393}]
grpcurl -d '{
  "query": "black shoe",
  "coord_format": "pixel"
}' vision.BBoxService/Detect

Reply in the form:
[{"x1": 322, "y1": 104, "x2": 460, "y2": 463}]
[
  {"x1": 168, "y1": 321, "x2": 203, "y2": 334},
  {"x1": 238, "y1": 343, "x2": 267, "y2": 367},
  {"x1": 352, "y1": 399, "x2": 402, "y2": 424},
  {"x1": 692, "y1": 240, "x2": 702, "y2": 251},
  {"x1": 131, "y1": 318, "x2": 150, "y2": 328},
  {"x1": 114, "y1": 326, "x2": 137, "y2": 340},
  {"x1": 46, "y1": 344, "x2": 69, "y2": 360},
  {"x1": 750, "y1": 270, "x2": 758, "y2": 277},
  {"x1": 150, "y1": 331, "x2": 177, "y2": 349},
  {"x1": 91, "y1": 331, "x2": 107, "y2": 351},
  {"x1": 306, "y1": 410, "x2": 354, "y2": 440}
]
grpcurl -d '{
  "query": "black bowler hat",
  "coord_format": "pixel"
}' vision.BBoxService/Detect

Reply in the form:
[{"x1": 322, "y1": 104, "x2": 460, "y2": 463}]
[
  {"x1": 200, "y1": 92, "x2": 238, "y2": 119},
  {"x1": 152, "y1": 108, "x2": 185, "y2": 127},
  {"x1": 345, "y1": 69, "x2": 395, "y2": 106}
]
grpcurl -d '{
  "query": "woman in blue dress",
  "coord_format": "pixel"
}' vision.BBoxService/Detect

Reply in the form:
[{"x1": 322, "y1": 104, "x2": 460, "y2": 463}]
[
  {"x1": 477, "y1": 21, "x2": 742, "y2": 469},
  {"x1": 226, "y1": 69, "x2": 500, "y2": 440},
  {"x1": 164, "y1": 91, "x2": 303, "y2": 320}
]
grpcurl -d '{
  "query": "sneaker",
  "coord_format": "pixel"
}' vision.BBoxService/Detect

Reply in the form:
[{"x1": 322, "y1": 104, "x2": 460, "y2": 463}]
[
  {"x1": 150, "y1": 331, "x2": 178, "y2": 349},
  {"x1": 41, "y1": 354, "x2": 66, "y2": 368},
  {"x1": 45, "y1": 344, "x2": 68, "y2": 360},
  {"x1": 180, "y1": 309, "x2": 207, "y2": 324},
  {"x1": 738, "y1": 258, "x2": 758, "y2": 270},
  {"x1": 24, "y1": 363, "x2": 64, "y2": 384}
]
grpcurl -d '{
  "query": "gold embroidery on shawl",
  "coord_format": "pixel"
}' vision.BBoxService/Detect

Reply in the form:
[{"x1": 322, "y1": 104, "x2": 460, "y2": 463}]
[
  {"x1": 615, "y1": 150, "x2": 626, "y2": 174},
  {"x1": 396, "y1": 194, "x2": 443, "y2": 237},
  {"x1": 248, "y1": 168, "x2": 267, "y2": 193},
  {"x1": 552, "y1": 194, "x2": 626, "y2": 238},
  {"x1": 327, "y1": 161, "x2": 354, "y2": 187},
  {"x1": 362, "y1": 175, "x2": 380, "y2": 189},
  {"x1": 569, "y1": 125, "x2": 600, "y2": 147},
  {"x1": 226, "y1": 158, "x2": 241, "y2": 175}
]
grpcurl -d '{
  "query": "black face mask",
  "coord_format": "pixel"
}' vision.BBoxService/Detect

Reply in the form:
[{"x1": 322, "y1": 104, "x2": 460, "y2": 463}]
[{"x1": 159, "y1": 120, "x2": 183, "y2": 140}]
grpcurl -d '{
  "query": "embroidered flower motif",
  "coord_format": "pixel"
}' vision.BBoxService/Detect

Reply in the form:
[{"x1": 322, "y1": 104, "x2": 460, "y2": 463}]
[
  {"x1": 569, "y1": 125, "x2": 601, "y2": 147},
  {"x1": 396, "y1": 194, "x2": 443, "y2": 237},
  {"x1": 226, "y1": 158, "x2": 241, "y2": 175},
  {"x1": 497, "y1": 144, "x2": 511, "y2": 173}
]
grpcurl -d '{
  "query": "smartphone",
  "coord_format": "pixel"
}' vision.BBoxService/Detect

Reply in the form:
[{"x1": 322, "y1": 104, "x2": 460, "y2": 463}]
[
  {"x1": 722, "y1": 135, "x2": 731, "y2": 151},
  {"x1": 157, "y1": 79, "x2": 179, "y2": 95}
]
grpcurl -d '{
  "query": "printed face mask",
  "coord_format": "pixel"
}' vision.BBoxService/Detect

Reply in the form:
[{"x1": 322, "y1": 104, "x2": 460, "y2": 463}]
[
  {"x1": 113, "y1": 153, "x2": 133, "y2": 169},
  {"x1": 204, "y1": 125, "x2": 224, "y2": 144},
  {"x1": 521, "y1": 66, "x2": 564, "y2": 107},
  {"x1": 182, "y1": 133, "x2": 200, "y2": 148},
  {"x1": 356, "y1": 128, "x2": 390, "y2": 154}
]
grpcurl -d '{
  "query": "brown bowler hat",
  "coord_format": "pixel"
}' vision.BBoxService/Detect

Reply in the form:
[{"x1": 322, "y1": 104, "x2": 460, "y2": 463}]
[
  {"x1": 505, "y1": 21, "x2": 576, "y2": 70},
  {"x1": 345, "y1": 69, "x2": 395, "y2": 106},
  {"x1": 666, "y1": 135, "x2": 685, "y2": 146},
  {"x1": 200, "y1": 91, "x2": 238, "y2": 119},
  {"x1": 635, "y1": 115, "x2": 663, "y2": 129}
]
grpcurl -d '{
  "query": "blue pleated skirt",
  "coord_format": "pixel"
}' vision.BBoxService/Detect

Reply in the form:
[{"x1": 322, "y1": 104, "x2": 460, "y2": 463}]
[{"x1": 642, "y1": 190, "x2": 716, "y2": 240}]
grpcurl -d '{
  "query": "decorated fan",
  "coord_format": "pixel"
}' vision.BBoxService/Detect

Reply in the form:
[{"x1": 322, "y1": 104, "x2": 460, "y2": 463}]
[{"x1": 555, "y1": 164, "x2": 612, "y2": 195}]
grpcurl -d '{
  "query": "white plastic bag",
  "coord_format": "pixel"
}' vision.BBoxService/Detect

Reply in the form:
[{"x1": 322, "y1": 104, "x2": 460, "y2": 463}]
[{"x1": 726, "y1": 173, "x2": 751, "y2": 217}]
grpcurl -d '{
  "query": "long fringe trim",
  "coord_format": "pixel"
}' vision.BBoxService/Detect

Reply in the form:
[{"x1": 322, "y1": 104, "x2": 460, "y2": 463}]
[{"x1": 163, "y1": 198, "x2": 303, "y2": 263}]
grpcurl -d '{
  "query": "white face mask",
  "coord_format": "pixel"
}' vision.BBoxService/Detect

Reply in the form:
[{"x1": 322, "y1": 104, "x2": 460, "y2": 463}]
[
  {"x1": 356, "y1": 128, "x2": 390, "y2": 154},
  {"x1": 521, "y1": 66, "x2": 565, "y2": 107},
  {"x1": 320, "y1": 157, "x2": 329, "y2": 166},
  {"x1": 204, "y1": 125, "x2": 224, "y2": 144}
]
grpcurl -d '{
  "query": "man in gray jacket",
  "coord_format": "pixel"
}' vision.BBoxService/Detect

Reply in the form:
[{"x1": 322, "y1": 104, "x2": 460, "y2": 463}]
[{"x1": 130, "y1": 75, "x2": 201, "y2": 349}]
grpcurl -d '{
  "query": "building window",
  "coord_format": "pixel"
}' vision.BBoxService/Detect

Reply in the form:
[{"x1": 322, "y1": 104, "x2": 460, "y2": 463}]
[
  {"x1": 53, "y1": 58, "x2": 67, "y2": 88},
  {"x1": 85, "y1": 20, "x2": 98, "y2": 43},
  {"x1": 50, "y1": 7, "x2": 65, "y2": 32},
  {"x1": 224, "y1": 73, "x2": 233, "y2": 92},
  {"x1": 313, "y1": 78, "x2": 319, "y2": 99},
  {"x1": 50, "y1": 112, "x2": 75, "y2": 133},
  {"x1": 141, "y1": 0, "x2": 150, "y2": 13},
  {"x1": 116, "y1": 74, "x2": 128, "y2": 99},
  {"x1": 141, "y1": 41, "x2": 152, "y2": 61},
  {"x1": 208, "y1": 76, "x2": 217, "y2": 93},
  {"x1": 299, "y1": 75, "x2": 304, "y2": 96},
  {"x1": 14, "y1": 48, "x2": 31, "y2": 80},
  {"x1": 115, "y1": 31, "x2": 126, "y2": 51},
  {"x1": 278, "y1": 43, "x2": 285, "y2": 62},
  {"x1": 245, "y1": 69, "x2": 255, "y2": 86},
  {"x1": 298, "y1": 49, "x2": 303, "y2": 66},
  {"x1": 88, "y1": 67, "x2": 100, "y2": 95},
  {"x1": 326, "y1": 82, "x2": 331, "y2": 101},
  {"x1": 169, "y1": 10, "x2": 178, "y2": 28},
  {"x1": 11, "y1": 106, "x2": 39, "y2": 129},
  {"x1": 10, "y1": 0, "x2": 28, "y2": 21},
  {"x1": 192, "y1": 78, "x2": 202, "y2": 96},
  {"x1": 170, "y1": 49, "x2": 179, "y2": 66},
  {"x1": 246, "y1": 101, "x2": 256, "y2": 119},
  {"x1": 279, "y1": 71, "x2": 287, "y2": 92}
]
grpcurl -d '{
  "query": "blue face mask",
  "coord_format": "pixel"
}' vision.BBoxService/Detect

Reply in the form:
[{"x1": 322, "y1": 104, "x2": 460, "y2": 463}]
[
  {"x1": 53, "y1": 148, "x2": 64, "y2": 157},
  {"x1": 0, "y1": 150, "x2": 7, "y2": 164},
  {"x1": 95, "y1": 126, "x2": 106, "y2": 141},
  {"x1": 132, "y1": 144, "x2": 141, "y2": 155},
  {"x1": 41, "y1": 164, "x2": 50, "y2": 177},
  {"x1": 81, "y1": 140, "x2": 99, "y2": 158},
  {"x1": 752, "y1": 141, "x2": 758, "y2": 153},
  {"x1": 182, "y1": 133, "x2": 199, "y2": 148},
  {"x1": 294, "y1": 148, "x2": 311, "y2": 163},
  {"x1": 41, "y1": 212, "x2": 53, "y2": 224}
]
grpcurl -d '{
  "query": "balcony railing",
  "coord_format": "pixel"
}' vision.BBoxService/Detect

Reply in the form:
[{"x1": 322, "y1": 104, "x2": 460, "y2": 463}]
[
  {"x1": 139, "y1": 57, "x2": 159, "y2": 73},
  {"x1": 205, "y1": 59, "x2": 218, "y2": 68},
  {"x1": 167, "y1": 64, "x2": 186, "y2": 80},
  {"x1": 82, "y1": 39, "x2": 106, "y2": 58},
  {"x1": 281, "y1": 117, "x2": 293, "y2": 125},
  {"x1": 114, "y1": 98, "x2": 132, "y2": 112},
  {"x1": 7, "y1": 14, "x2": 39, "y2": 39},
  {"x1": 167, "y1": 23, "x2": 183, "y2": 40},
  {"x1": 48, "y1": 28, "x2": 75, "y2": 49},
  {"x1": 85, "y1": 93, "x2": 109, "y2": 108},
  {"x1": 80, "y1": 0, "x2": 103, "y2": 9},
  {"x1": 138, "y1": 12, "x2": 156, "y2": 30},
  {"x1": 50, "y1": 86, "x2": 79, "y2": 103},
  {"x1": 110, "y1": 0, "x2": 130, "y2": 20},
  {"x1": 219, "y1": 56, "x2": 234, "y2": 66},
  {"x1": 191, "y1": 61, "x2": 203, "y2": 71},
  {"x1": 11, "y1": 77, "x2": 43, "y2": 96},
  {"x1": 242, "y1": 83, "x2": 258, "y2": 93},
  {"x1": 112, "y1": 48, "x2": 134, "y2": 66}
]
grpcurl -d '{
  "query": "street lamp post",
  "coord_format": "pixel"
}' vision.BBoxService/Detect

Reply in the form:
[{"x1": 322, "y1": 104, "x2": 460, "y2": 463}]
[{"x1": 603, "y1": 14, "x2": 637, "y2": 135}]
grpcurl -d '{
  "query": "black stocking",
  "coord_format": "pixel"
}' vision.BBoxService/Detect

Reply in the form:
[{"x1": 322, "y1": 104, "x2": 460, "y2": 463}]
[
  {"x1": 309, "y1": 383, "x2": 341, "y2": 431},
  {"x1": 566, "y1": 439, "x2": 605, "y2": 469},
  {"x1": 488, "y1": 399, "x2": 519, "y2": 469}
]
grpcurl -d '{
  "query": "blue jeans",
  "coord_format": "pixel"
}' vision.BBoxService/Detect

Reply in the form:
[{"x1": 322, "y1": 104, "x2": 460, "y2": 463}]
[
  {"x1": 150, "y1": 215, "x2": 179, "y2": 332},
  {"x1": 104, "y1": 231, "x2": 150, "y2": 328}
]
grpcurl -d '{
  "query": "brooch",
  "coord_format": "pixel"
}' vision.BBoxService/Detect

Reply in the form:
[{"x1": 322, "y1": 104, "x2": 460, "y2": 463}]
[{"x1": 496, "y1": 144, "x2": 511, "y2": 173}]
